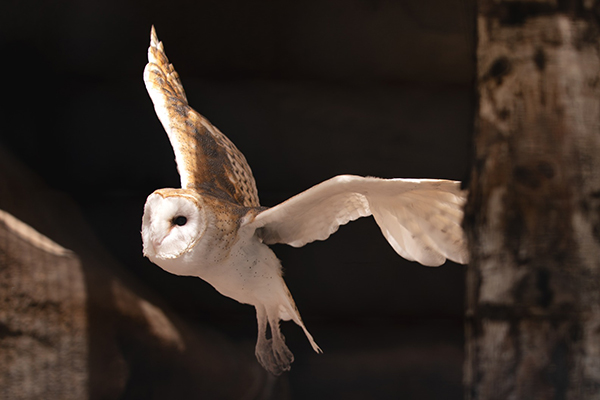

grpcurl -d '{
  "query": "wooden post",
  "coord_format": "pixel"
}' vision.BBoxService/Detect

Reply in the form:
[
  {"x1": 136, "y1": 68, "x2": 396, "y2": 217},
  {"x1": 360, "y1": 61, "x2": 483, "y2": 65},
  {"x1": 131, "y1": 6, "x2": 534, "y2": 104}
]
[{"x1": 465, "y1": 1, "x2": 600, "y2": 399}]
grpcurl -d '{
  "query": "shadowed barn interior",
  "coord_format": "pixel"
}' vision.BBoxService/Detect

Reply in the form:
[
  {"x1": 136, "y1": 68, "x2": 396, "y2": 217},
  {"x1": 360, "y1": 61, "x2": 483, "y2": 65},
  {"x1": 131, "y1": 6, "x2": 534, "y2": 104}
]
[{"x1": 0, "y1": 1, "x2": 474, "y2": 399}]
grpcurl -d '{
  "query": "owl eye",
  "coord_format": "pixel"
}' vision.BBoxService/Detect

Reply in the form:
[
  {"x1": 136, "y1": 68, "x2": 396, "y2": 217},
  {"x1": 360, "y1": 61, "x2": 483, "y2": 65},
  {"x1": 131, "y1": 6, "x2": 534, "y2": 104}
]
[{"x1": 173, "y1": 216, "x2": 188, "y2": 226}]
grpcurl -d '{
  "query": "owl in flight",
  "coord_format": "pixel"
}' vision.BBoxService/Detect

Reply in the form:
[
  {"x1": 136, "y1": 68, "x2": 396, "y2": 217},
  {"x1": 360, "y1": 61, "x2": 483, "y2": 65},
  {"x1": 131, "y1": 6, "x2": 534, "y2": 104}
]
[{"x1": 141, "y1": 27, "x2": 468, "y2": 375}]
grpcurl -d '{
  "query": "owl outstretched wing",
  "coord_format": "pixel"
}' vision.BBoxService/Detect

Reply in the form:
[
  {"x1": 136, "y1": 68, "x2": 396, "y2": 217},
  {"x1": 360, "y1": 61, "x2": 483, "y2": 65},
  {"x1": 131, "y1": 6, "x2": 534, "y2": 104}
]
[
  {"x1": 144, "y1": 26, "x2": 260, "y2": 207},
  {"x1": 245, "y1": 175, "x2": 468, "y2": 266}
]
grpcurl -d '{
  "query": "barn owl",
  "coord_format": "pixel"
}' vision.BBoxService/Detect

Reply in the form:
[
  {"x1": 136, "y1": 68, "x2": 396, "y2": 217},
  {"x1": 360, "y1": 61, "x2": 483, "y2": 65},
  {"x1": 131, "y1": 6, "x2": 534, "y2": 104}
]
[{"x1": 141, "y1": 26, "x2": 468, "y2": 375}]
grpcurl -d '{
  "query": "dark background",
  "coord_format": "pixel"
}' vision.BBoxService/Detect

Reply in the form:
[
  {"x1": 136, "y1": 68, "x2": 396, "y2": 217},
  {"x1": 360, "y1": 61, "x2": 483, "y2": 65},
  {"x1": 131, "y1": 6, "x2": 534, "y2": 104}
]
[{"x1": 0, "y1": 0, "x2": 474, "y2": 398}]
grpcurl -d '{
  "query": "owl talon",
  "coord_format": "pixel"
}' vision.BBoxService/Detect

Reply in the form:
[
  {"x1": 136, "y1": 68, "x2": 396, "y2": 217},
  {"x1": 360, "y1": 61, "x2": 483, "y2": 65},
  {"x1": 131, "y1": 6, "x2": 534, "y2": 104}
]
[
  {"x1": 255, "y1": 305, "x2": 296, "y2": 375},
  {"x1": 255, "y1": 337, "x2": 294, "y2": 375},
  {"x1": 274, "y1": 336, "x2": 294, "y2": 366}
]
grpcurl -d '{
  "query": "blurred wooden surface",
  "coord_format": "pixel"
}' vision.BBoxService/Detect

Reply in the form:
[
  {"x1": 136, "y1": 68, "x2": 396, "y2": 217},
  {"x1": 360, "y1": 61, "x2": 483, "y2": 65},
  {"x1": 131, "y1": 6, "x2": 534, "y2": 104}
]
[
  {"x1": 465, "y1": 1, "x2": 600, "y2": 398},
  {"x1": 0, "y1": 210, "x2": 87, "y2": 399}
]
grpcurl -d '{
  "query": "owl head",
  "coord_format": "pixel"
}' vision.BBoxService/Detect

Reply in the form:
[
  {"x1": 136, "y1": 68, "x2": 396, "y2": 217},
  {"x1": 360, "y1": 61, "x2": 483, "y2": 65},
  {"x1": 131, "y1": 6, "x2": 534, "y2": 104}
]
[{"x1": 141, "y1": 188, "x2": 207, "y2": 261}]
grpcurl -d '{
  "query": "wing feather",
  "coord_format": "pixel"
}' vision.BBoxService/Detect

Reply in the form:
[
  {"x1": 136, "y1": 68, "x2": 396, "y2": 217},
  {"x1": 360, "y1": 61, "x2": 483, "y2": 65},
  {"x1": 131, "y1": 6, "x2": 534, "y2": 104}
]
[
  {"x1": 246, "y1": 175, "x2": 468, "y2": 266},
  {"x1": 144, "y1": 26, "x2": 259, "y2": 207}
]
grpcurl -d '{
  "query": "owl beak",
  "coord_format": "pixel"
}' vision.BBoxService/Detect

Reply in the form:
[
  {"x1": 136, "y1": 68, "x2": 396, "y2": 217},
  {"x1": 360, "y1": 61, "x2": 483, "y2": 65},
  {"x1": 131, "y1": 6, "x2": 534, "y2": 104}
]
[
  {"x1": 151, "y1": 237, "x2": 164, "y2": 250},
  {"x1": 142, "y1": 234, "x2": 163, "y2": 259},
  {"x1": 149, "y1": 226, "x2": 168, "y2": 252}
]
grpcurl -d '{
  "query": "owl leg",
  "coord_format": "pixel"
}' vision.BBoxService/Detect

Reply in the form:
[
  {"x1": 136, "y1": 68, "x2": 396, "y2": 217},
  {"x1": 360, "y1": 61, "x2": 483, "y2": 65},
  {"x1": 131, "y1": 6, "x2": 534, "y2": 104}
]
[{"x1": 254, "y1": 304, "x2": 294, "y2": 375}]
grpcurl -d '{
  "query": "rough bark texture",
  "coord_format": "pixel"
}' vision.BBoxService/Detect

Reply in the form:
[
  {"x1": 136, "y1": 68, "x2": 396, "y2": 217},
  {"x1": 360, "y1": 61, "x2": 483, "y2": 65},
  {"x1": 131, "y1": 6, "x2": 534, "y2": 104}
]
[
  {"x1": 465, "y1": 1, "x2": 600, "y2": 399},
  {"x1": 0, "y1": 211, "x2": 87, "y2": 399},
  {"x1": 0, "y1": 146, "x2": 287, "y2": 399}
]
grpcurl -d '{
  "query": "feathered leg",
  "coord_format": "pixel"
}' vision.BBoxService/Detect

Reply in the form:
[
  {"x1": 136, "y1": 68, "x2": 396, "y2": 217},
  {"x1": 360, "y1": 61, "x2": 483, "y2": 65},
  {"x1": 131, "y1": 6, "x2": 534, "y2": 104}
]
[{"x1": 254, "y1": 304, "x2": 294, "y2": 375}]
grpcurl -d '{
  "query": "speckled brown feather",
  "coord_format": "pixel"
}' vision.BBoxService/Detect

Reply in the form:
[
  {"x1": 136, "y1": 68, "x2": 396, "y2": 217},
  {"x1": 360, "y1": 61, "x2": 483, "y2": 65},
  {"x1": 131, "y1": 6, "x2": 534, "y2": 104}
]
[{"x1": 144, "y1": 26, "x2": 260, "y2": 208}]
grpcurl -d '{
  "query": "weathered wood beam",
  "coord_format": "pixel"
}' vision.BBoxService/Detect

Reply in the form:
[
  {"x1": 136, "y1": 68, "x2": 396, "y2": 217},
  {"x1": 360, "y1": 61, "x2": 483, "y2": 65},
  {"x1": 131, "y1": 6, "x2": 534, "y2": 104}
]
[{"x1": 465, "y1": 1, "x2": 600, "y2": 398}]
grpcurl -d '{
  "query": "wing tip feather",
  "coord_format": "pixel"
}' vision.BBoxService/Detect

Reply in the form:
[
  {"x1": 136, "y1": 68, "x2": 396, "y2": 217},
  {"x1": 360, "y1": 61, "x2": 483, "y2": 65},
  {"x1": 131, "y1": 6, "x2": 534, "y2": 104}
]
[
  {"x1": 150, "y1": 25, "x2": 157, "y2": 44},
  {"x1": 149, "y1": 25, "x2": 163, "y2": 52}
]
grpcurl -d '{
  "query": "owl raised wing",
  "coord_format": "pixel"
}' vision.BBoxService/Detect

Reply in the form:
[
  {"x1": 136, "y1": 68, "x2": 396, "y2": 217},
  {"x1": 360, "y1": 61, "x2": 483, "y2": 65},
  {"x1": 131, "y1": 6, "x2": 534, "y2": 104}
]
[
  {"x1": 141, "y1": 26, "x2": 468, "y2": 376},
  {"x1": 144, "y1": 26, "x2": 259, "y2": 207}
]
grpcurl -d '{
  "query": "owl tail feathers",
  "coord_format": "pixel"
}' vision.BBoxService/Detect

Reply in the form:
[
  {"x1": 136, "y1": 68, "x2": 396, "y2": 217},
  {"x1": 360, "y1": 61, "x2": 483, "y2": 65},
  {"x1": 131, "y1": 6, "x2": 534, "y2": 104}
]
[{"x1": 280, "y1": 284, "x2": 322, "y2": 354}]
